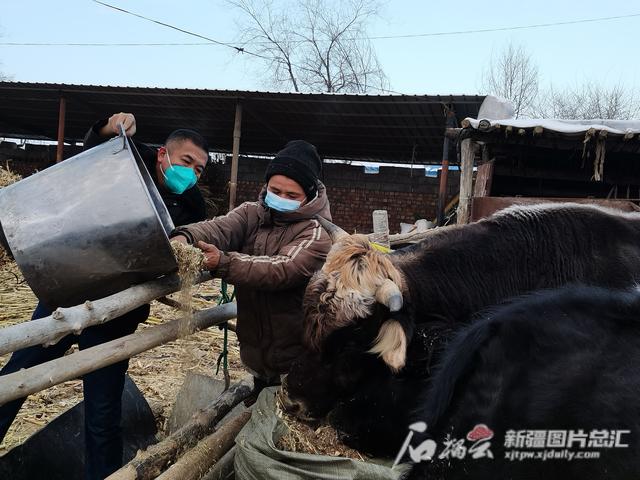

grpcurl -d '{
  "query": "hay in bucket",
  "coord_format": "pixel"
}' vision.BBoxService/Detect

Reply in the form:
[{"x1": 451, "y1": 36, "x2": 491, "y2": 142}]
[{"x1": 275, "y1": 390, "x2": 366, "y2": 461}]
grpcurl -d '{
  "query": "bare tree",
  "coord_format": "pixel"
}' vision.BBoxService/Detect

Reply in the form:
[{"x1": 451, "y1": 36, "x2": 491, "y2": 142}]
[
  {"x1": 0, "y1": 63, "x2": 11, "y2": 81},
  {"x1": 229, "y1": 0, "x2": 388, "y2": 93},
  {"x1": 0, "y1": 29, "x2": 10, "y2": 81},
  {"x1": 480, "y1": 42, "x2": 539, "y2": 118},
  {"x1": 536, "y1": 81, "x2": 639, "y2": 120}
]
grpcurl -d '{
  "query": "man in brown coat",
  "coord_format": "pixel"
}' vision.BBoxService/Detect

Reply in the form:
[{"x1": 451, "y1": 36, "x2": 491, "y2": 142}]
[{"x1": 171, "y1": 140, "x2": 332, "y2": 393}]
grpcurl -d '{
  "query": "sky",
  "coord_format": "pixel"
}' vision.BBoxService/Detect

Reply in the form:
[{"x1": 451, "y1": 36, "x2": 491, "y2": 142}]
[{"x1": 0, "y1": 0, "x2": 639, "y2": 96}]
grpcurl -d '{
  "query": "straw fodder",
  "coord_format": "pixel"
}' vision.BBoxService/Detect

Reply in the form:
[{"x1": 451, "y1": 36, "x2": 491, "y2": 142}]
[
  {"x1": 0, "y1": 165, "x2": 21, "y2": 267},
  {"x1": 0, "y1": 262, "x2": 242, "y2": 454},
  {"x1": 171, "y1": 242, "x2": 205, "y2": 338},
  {"x1": 275, "y1": 391, "x2": 366, "y2": 461},
  {"x1": 0, "y1": 165, "x2": 21, "y2": 189}
]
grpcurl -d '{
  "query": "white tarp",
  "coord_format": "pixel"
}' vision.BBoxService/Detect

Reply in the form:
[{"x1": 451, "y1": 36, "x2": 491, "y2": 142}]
[{"x1": 466, "y1": 96, "x2": 640, "y2": 135}]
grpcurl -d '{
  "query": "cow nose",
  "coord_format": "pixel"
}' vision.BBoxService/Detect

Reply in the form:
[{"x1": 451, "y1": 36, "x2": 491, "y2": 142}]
[
  {"x1": 286, "y1": 401, "x2": 301, "y2": 414},
  {"x1": 277, "y1": 388, "x2": 303, "y2": 414}
]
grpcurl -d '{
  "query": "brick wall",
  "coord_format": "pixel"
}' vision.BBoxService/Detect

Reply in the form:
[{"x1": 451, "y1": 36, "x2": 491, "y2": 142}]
[
  {"x1": 203, "y1": 156, "x2": 460, "y2": 233},
  {"x1": 2, "y1": 144, "x2": 460, "y2": 234}
]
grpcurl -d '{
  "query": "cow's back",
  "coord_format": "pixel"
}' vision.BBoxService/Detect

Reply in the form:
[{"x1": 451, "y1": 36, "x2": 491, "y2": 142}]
[
  {"x1": 408, "y1": 286, "x2": 640, "y2": 480},
  {"x1": 393, "y1": 203, "x2": 640, "y2": 324}
]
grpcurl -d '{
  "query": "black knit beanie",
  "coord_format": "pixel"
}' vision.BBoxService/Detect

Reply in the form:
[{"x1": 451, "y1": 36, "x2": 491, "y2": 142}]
[{"x1": 264, "y1": 140, "x2": 322, "y2": 199}]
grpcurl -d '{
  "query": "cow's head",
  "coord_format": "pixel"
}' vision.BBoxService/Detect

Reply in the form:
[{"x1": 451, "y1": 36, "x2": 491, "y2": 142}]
[
  {"x1": 281, "y1": 308, "x2": 392, "y2": 421},
  {"x1": 303, "y1": 217, "x2": 409, "y2": 371}
]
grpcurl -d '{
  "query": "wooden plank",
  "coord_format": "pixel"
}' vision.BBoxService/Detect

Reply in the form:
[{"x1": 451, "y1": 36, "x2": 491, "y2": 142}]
[
  {"x1": 0, "y1": 272, "x2": 211, "y2": 356},
  {"x1": 473, "y1": 160, "x2": 494, "y2": 198},
  {"x1": 228, "y1": 102, "x2": 243, "y2": 210},
  {"x1": 456, "y1": 138, "x2": 476, "y2": 225},
  {"x1": 0, "y1": 302, "x2": 238, "y2": 406},
  {"x1": 108, "y1": 381, "x2": 252, "y2": 480}
]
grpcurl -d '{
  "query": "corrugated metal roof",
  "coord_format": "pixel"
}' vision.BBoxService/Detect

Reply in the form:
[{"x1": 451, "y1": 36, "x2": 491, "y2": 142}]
[{"x1": 0, "y1": 82, "x2": 484, "y2": 163}]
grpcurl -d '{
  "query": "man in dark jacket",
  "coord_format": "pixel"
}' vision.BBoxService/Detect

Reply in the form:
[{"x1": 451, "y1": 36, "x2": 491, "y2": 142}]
[
  {"x1": 0, "y1": 112, "x2": 208, "y2": 479},
  {"x1": 172, "y1": 140, "x2": 332, "y2": 397}
]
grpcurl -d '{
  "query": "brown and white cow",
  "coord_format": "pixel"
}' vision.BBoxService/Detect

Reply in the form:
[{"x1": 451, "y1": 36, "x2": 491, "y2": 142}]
[{"x1": 303, "y1": 203, "x2": 640, "y2": 372}]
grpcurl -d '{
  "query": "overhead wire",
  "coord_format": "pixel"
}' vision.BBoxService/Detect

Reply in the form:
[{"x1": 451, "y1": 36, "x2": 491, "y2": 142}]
[
  {"x1": 91, "y1": 0, "x2": 273, "y2": 62},
  {"x1": 92, "y1": 1, "x2": 404, "y2": 94},
  {"x1": 4, "y1": 5, "x2": 637, "y2": 96},
  {"x1": 2, "y1": 11, "x2": 639, "y2": 47}
]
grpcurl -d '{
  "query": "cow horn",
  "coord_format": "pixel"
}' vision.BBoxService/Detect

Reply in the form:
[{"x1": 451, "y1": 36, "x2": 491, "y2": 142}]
[
  {"x1": 316, "y1": 216, "x2": 349, "y2": 243},
  {"x1": 375, "y1": 278, "x2": 403, "y2": 312}
]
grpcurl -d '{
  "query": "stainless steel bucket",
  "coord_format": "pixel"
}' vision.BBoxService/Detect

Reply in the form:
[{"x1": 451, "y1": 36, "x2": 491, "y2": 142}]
[{"x1": 0, "y1": 135, "x2": 178, "y2": 307}]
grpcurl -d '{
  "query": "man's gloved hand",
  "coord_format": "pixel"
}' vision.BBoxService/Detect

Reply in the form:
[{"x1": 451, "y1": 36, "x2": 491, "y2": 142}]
[
  {"x1": 99, "y1": 112, "x2": 137, "y2": 137},
  {"x1": 196, "y1": 241, "x2": 221, "y2": 270}
]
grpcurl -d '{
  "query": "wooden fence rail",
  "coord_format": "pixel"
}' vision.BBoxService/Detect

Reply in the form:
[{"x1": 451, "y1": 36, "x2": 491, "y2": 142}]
[
  {"x1": 0, "y1": 272, "x2": 212, "y2": 356},
  {"x1": 0, "y1": 302, "x2": 237, "y2": 406}
]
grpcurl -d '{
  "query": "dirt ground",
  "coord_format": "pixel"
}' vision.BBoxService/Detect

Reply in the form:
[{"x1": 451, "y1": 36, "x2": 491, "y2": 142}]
[{"x1": 0, "y1": 254, "x2": 244, "y2": 455}]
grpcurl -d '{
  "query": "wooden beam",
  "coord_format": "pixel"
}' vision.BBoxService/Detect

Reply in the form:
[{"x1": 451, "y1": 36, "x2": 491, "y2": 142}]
[
  {"x1": 200, "y1": 446, "x2": 236, "y2": 480},
  {"x1": 107, "y1": 378, "x2": 252, "y2": 480},
  {"x1": 228, "y1": 102, "x2": 243, "y2": 211},
  {"x1": 457, "y1": 138, "x2": 476, "y2": 225},
  {"x1": 0, "y1": 272, "x2": 211, "y2": 356},
  {"x1": 437, "y1": 158, "x2": 449, "y2": 226},
  {"x1": 473, "y1": 159, "x2": 495, "y2": 198},
  {"x1": 55, "y1": 96, "x2": 66, "y2": 163},
  {"x1": 0, "y1": 302, "x2": 238, "y2": 406},
  {"x1": 155, "y1": 412, "x2": 251, "y2": 480}
]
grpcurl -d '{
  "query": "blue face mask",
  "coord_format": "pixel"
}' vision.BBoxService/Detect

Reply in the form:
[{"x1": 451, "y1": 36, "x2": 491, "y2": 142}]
[
  {"x1": 265, "y1": 190, "x2": 301, "y2": 212},
  {"x1": 161, "y1": 149, "x2": 197, "y2": 194}
]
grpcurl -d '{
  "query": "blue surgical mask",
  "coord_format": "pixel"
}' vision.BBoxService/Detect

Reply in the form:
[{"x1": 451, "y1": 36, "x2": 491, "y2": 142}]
[
  {"x1": 161, "y1": 149, "x2": 197, "y2": 194},
  {"x1": 265, "y1": 190, "x2": 301, "y2": 212}
]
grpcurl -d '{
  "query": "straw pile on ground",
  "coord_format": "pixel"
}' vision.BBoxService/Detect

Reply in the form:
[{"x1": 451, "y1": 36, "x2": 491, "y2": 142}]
[
  {"x1": 0, "y1": 165, "x2": 245, "y2": 456},
  {"x1": 0, "y1": 165, "x2": 21, "y2": 269},
  {"x1": 275, "y1": 391, "x2": 366, "y2": 461},
  {"x1": 0, "y1": 261, "x2": 243, "y2": 455},
  {"x1": 0, "y1": 165, "x2": 21, "y2": 189}
]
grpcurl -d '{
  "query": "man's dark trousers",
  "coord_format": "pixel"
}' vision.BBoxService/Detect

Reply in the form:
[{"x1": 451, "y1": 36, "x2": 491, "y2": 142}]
[{"x1": 0, "y1": 301, "x2": 149, "y2": 479}]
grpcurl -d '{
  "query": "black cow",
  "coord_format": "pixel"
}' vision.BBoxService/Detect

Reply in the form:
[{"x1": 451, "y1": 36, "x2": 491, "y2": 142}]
[
  {"x1": 282, "y1": 203, "x2": 640, "y2": 458},
  {"x1": 406, "y1": 286, "x2": 640, "y2": 479},
  {"x1": 284, "y1": 286, "x2": 640, "y2": 480}
]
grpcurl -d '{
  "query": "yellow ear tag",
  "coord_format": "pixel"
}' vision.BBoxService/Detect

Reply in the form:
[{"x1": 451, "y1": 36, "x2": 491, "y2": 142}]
[{"x1": 369, "y1": 242, "x2": 393, "y2": 254}]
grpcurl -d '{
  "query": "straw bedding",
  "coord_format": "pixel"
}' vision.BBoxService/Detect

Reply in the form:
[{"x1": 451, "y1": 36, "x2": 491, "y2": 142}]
[{"x1": 0, "y1": 241, "x2": 242, "y2": 454}]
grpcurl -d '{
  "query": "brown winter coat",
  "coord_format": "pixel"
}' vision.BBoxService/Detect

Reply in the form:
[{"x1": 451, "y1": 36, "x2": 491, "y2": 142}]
[{"x1": 173, "y1": 184, "x2": 332, "y2": 379}]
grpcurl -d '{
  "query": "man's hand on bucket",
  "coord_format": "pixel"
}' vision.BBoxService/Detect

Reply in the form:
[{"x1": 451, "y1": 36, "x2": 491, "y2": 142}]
[{"x1": 100, "y1": 112, "x2": 137, "y2": 137}]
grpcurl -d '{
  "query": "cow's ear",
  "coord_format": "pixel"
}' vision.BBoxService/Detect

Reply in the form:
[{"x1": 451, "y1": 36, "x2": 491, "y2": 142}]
[{"x1": 368, "y1": 319, "x2": 407, "y2": 372}]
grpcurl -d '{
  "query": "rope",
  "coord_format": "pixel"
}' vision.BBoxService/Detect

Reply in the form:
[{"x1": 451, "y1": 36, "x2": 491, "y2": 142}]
[{"x1": 215, "y1": 280, "x2": 235, "y2": 390}]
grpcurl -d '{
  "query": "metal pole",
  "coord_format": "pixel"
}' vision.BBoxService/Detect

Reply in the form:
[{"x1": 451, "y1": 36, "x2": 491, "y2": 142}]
[
  {"x1": 228, "y1": 102, "x2": 243, "y2": 211},
  {"x1": 437, "y1": 158, "x2": 449, "y2": 226},
  {"x1": 437, "y1": 109, "x2": 457, "y2": 225},
  {"x1": 55, "y1": 96, "x2": 66, "y2": 163}
]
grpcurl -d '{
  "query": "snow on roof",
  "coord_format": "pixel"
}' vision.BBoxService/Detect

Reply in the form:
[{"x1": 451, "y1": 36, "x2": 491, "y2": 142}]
[{"x1": 465, "y1": 96, "x2": 640, "y2": 136}]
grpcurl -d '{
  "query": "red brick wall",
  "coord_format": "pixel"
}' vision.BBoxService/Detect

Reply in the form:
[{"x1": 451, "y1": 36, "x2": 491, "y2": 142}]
[
  {"x1": 203, "y1": 157, "x2": 460, "y2": 234},
  {"x1": 3, "y1": 145, "x2": 460, "y2": 234}
]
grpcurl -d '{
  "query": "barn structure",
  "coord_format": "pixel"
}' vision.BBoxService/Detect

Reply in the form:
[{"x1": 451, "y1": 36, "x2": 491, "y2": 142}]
[
  {"x1": 453, "y1": 110, "x2": 640, "y2": 223},
  {"x1": 0, "y1": 81, "x2": 483, "y2": 233}
]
